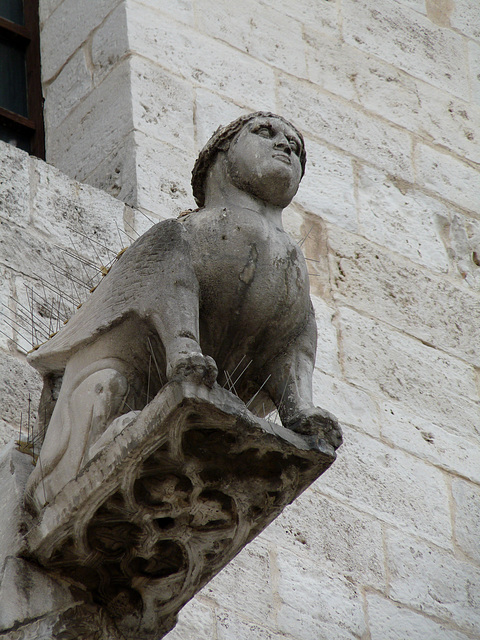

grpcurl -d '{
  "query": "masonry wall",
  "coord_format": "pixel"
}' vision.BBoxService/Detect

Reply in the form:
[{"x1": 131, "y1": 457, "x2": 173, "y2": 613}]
[{"x1": 1, "y1": 0, "x2": 480, "y2": 638}]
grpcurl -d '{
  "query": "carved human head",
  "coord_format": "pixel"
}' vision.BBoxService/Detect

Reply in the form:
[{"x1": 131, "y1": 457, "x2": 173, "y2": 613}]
[{"x1": 192, "y1": 112, "x2": 306, "y2": 208}]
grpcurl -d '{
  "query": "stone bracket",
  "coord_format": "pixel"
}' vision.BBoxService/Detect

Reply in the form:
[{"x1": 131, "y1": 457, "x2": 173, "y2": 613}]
[{"x1": 26, "y1": 382, "x2": 336, "y2": 639}]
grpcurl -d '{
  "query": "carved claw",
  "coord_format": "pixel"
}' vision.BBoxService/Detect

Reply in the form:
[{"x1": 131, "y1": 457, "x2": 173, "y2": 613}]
[
  {"x1": 168, "y1": 353, "x2": 218, "y2": 388},
  {"x1": 286, "y1": 407, "x2": 343, "y2": 450}
]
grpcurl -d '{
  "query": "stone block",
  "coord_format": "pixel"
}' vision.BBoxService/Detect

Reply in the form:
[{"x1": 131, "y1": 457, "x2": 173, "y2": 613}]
[
  {"x1": 415, "y1": 143, "x2": 480, "y2": 213},
  {"x1": 163, "y1": 598, "x2": 214, "y2": 640},
  {"x1": 342, "y1": 0, "x2": 469, "y2": 100},
  {"x1": 311, "y1": 295, "x2": 341, "y2": 376},
  {"x1": 321, "y1": 426, "x2": 452, "y2": 546},
  {"x1": 313, "y1": 370, "x2": 380, "y2": 436},
  {"x1": 40, "y1": 0, "x2": 122, "y2": 81},
  {"x1": 135, "y1": 130, "x2": 195, "y2": 217},
  {"x1": 47, "y1": 60, "x2": 133, "y2": 183},
  {"x1": 367, "y1": 592, "x2": 473, "y2": 640},
  {"x1": 44, "y1": 47, "x2": 92, "y2": 132},
  {"x1": 0, "y1": 442, "x2": 33, "y2": 564},
  {"x1": 31, "y1": 155, "x2": 126, "y2": 263},
  {"x1": 0, "y1": 419, "x2": 18, "y2": 449},
  {"x1": 450, "y1": 0, "x2": 480, "y2": 42},
  {"x1": 0, "y1": 351, "x2": 41, "y2": 428},
  {"x1": 0, "y1": 558, "x2": 74, "y2": 632},
  {"x1": 469, "y1": 40, "x2": 480, "y2": 107},
  {"x1": 329, "y1": 226, "x2": 480, "y2": 366},
  {"x1": 203, "y1": 538, "x2": 275, "y2": 627},
  {"x1": 0, "y1": 142, "x2": 30, "y2": 228},
  {"x1": 338, "y1": 307, "x2": 480, "y2": 440},
  {"x1": 196, "y1": 0, "x2": 307, "y2": 78},
  {"x1": 277, "y1": 75, "x2": 414, "y2": 181},
  {"x1": 263, "y1": 0, "x2": 339, "y2": 35},
  {"x1": 194, "y1": 90, "x2": 247, "y2": 151},
  {"x1": 38, "y1": 0, "x2": 64, "y2": 27},
  {"x1": 91, "y1": 2, "x2": 129, "y2": 84},
  {"x1": 0, "y1": 267, "x2": 12, "y2": 351},
  {"x1": 130, "y1": 56, "x2": 195, "y2": 155},
  {"x1": 126, "y1": 1, "x2": 276, "y2": 109},
  {"x1": 216, "y1": 609, "x2": 292, "y2": 640},
  {"x1": 380, "y1": 401, "x2": 480, "y2": 485},
  {"x1": 387, "y1": 528, "x2": 480, "y2": 634},
  {"x1": 276, "y1": 551, "x2": 366, "y2": 640},
  {"x1": 304, "y1": 32, "x2": 480, "y2": 165},
  {"x1": 356, "y1": 165, "x2": 450, "y2": 272},
  {"x1": 443, "y1": 211, "x2": 480, "y2": 291},
  {"x1": 133, "y1": 0, "x2": 194, "y2": 25},
  {"x1": 264, "y1": 490, "x2": 386, "y2": 589},
  {"x1": 452, "y1": 478, "x2": 480, "y2": 564},
  {"x1": 294, "y1": 138, "x2": 357, "y2": 231}
]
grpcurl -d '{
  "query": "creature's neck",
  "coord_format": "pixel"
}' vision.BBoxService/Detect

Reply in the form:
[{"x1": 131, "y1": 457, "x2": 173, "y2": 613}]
[{"x1": 203, "y1": 157, "x2": 285, "y2": 228}]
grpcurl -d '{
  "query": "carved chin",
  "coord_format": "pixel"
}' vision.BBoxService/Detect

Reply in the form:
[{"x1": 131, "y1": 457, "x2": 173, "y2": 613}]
[{"x1": 231, "y1": 166, "x2": 299, "y2": 206}]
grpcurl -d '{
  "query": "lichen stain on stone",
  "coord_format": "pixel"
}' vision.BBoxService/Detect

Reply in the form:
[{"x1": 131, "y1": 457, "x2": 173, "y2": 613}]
[
  {"x1": 426, "y1": 0, "x2": 454, "y2": 27},
  {"x1": 239, "y1": 244, "x2": 258, "y2": 284}
]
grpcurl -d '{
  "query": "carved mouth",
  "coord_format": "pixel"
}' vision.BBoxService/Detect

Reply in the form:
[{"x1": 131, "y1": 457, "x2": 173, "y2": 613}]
[{"x1": 272, "y1": 153, "x2": 291, "y2": 165}]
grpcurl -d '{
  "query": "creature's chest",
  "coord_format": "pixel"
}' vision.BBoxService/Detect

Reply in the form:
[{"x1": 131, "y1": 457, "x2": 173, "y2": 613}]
[{"x1": 193, "y1": 218, "x2": 310, "y2": 331}]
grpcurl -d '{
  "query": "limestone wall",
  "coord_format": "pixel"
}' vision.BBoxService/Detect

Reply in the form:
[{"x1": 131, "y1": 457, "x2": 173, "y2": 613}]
[{"x1": 1, "y1": 0, "x2": 480, "y2": 638}]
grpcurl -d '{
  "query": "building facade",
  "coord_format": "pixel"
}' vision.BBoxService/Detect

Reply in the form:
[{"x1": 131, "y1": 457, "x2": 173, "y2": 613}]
[{"x1": 1, "y1": 0, "x2": 480, "y2": 638}]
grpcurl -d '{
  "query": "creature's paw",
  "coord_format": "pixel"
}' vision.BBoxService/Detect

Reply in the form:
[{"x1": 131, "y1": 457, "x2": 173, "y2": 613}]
[
  {"x1": 168, "y1": 353, "x2": 218, "y2": 388},
  {"x1": 286, "y1": 407, "x2": 343, "y2": 450}
]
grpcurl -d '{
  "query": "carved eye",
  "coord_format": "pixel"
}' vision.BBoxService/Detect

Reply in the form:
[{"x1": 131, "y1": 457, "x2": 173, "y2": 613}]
[{"x1": 254, "y1": 125, "x2": 273, "y2": 138}]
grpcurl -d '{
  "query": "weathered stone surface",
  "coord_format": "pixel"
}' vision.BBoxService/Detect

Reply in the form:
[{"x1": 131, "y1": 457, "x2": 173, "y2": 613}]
[
  {"x1": 338, "y1": 308, "x2": 480, "y2": 440},
  {"x1": 311, "y1": 296, "x2": 341, "y2": 377},
  {"x1": 216, "y1": 609, "x2": 294, "y2": 640},
  {"x1": 27, "y1": 382, "x2": 337, "y2": 640},
  {"x1": 264, "y1": 491, "x2": 386, "y2": 589},
  {"x1": 295, "y1": 139, "x2": 357, "y2": 231},
  {"x1": 313, "y1": 371, "x2": 380, "y2": 437},
  {"x1": 367, "y1": 592, "x2": 473, "y2": 640},
  {"x1": 0, "y1": 443, "x2": 32, "y2": 564},
  {"x1": 163, "y1": 598, "x2": 214, "y2": 640},
  {"x1": 194, "y1": 90, "x2": 246, "y2": 151},
  {"x1": 265, "y1": 0, "x2": 339, "y2": 35},
  {"x1": 126, "y1": 1, "x2": 276, "y2": 109},
  {"x1": 0, "y1": 352, "x2": 41, "y2": 428},
  {"x1": 387, "y1": 528, "x2": 480, "y2": 634},
  {"x1": 415, "y1": 143, "x2": 480, "y2": 213},
  {"x1": 321, "y1": 426, "x2": 452, "y2": 546},
  {"x1": 276, "y1": 551, "x2": 365, "y2": 640},
  {"x1": 0, "y1": 143, "x2": 30, "y2": 229},
  {"x1": 196, "y1": 0, "x2": 307, "y2": 78},
  {"x1": 277, "y1": 75, "x2": 414, "y2": 181},
  {"x1": 452, "y1": 478, "x2": 480, "y2": 565},
  {"x1": 44, "y1": 47, "x2": 93, "y2": 132},
  {"x1": 329, "y1": 226, "x2": 480, "y2": 366},
  {"x1": 342, "y1": 0, "x2": 469, "y2": 100},
  {"x1": 31, "y1": 155, "x2": 125, "y2": 260},
  {"x1": 47, "y1": 60, "x2": 133, "y2": 183},
  {"x1": 91, "y1": 2, "x2": 129, "y2": 84},
  {"x1": 40, "y1": 0, "x2": 122, "y2": 81},
  {"x1": 380, "y1": 401, "x2": 480, "y2": 484},
  {"x1": 356, "y1": 165, "x2": 450, "y2": 272},
  {"x1": 203, "y1": 538, "x2": 274, "y2": 626},
  {"x1": 0, "y1": 558, "x2": 75, "y2": 632},
  {"x1": 450, "y1": 0, "x2": 480, "y2": 42},
  {"x1": 469, "y1": 40, "x2": 480, "y2": 106},
  {"x1": 134, "y1": 130, "x2": 196, "y2": 217},
  {"x1": 134, "y1": 0, "x2": 194, "y2": 26},
  {"x1": 443, "y1": 211, "x2": 480, "y2": 291},
  {"x1": 131, "y1": 56, "x2": 195, "y2": 155},
  {"x1": 304, "y1": 32, "x2": 480, "y2": 165}
]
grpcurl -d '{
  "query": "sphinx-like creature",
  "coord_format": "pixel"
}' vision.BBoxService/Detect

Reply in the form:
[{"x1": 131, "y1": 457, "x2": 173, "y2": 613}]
[{"x1": 26, "y1": 112, "x2": 342, "y2": 511}]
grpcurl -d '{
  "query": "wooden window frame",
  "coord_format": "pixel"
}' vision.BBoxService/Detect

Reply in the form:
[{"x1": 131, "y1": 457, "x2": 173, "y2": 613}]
[{"x1": 0, "y1": 0, "x2": 45, "y2": 158}]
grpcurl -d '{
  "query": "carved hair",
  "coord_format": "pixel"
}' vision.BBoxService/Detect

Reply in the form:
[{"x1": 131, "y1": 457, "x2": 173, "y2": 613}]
[{"x1": 191, "y1": 111, "x2": 307, "y2": 207}]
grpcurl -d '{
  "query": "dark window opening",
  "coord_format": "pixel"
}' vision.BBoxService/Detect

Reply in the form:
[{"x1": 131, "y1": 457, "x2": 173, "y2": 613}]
[{"x1": 0, "y1": 0, "x2": 44, "y2": 158}]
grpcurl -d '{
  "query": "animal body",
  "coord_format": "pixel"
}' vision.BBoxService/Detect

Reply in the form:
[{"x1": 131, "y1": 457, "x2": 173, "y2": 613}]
[{"x1": 26, "y1": 112, "x2": 342, "y2": 511}]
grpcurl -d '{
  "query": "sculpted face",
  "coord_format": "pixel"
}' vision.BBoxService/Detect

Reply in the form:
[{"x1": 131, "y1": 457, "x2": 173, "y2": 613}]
[{"x1": 226, "y1": 116, "x2": 303, "y2": 208}]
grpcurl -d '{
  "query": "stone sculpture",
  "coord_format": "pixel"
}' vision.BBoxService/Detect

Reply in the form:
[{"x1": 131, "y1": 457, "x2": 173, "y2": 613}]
[{"x1": 26, "y1": 111, "x2": 342, "y2": 512}]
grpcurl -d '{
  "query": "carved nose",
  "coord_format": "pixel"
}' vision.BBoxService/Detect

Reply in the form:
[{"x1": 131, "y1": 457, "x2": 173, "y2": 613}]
[{"x1": 274, "y1": 135, "x2": 291, "y2": 154}]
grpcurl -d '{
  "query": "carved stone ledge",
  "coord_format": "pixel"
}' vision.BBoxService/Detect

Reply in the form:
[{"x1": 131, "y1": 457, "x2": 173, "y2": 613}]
[{"x1": 26, "y1": 382, "x2": 336, "y2": 639}]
